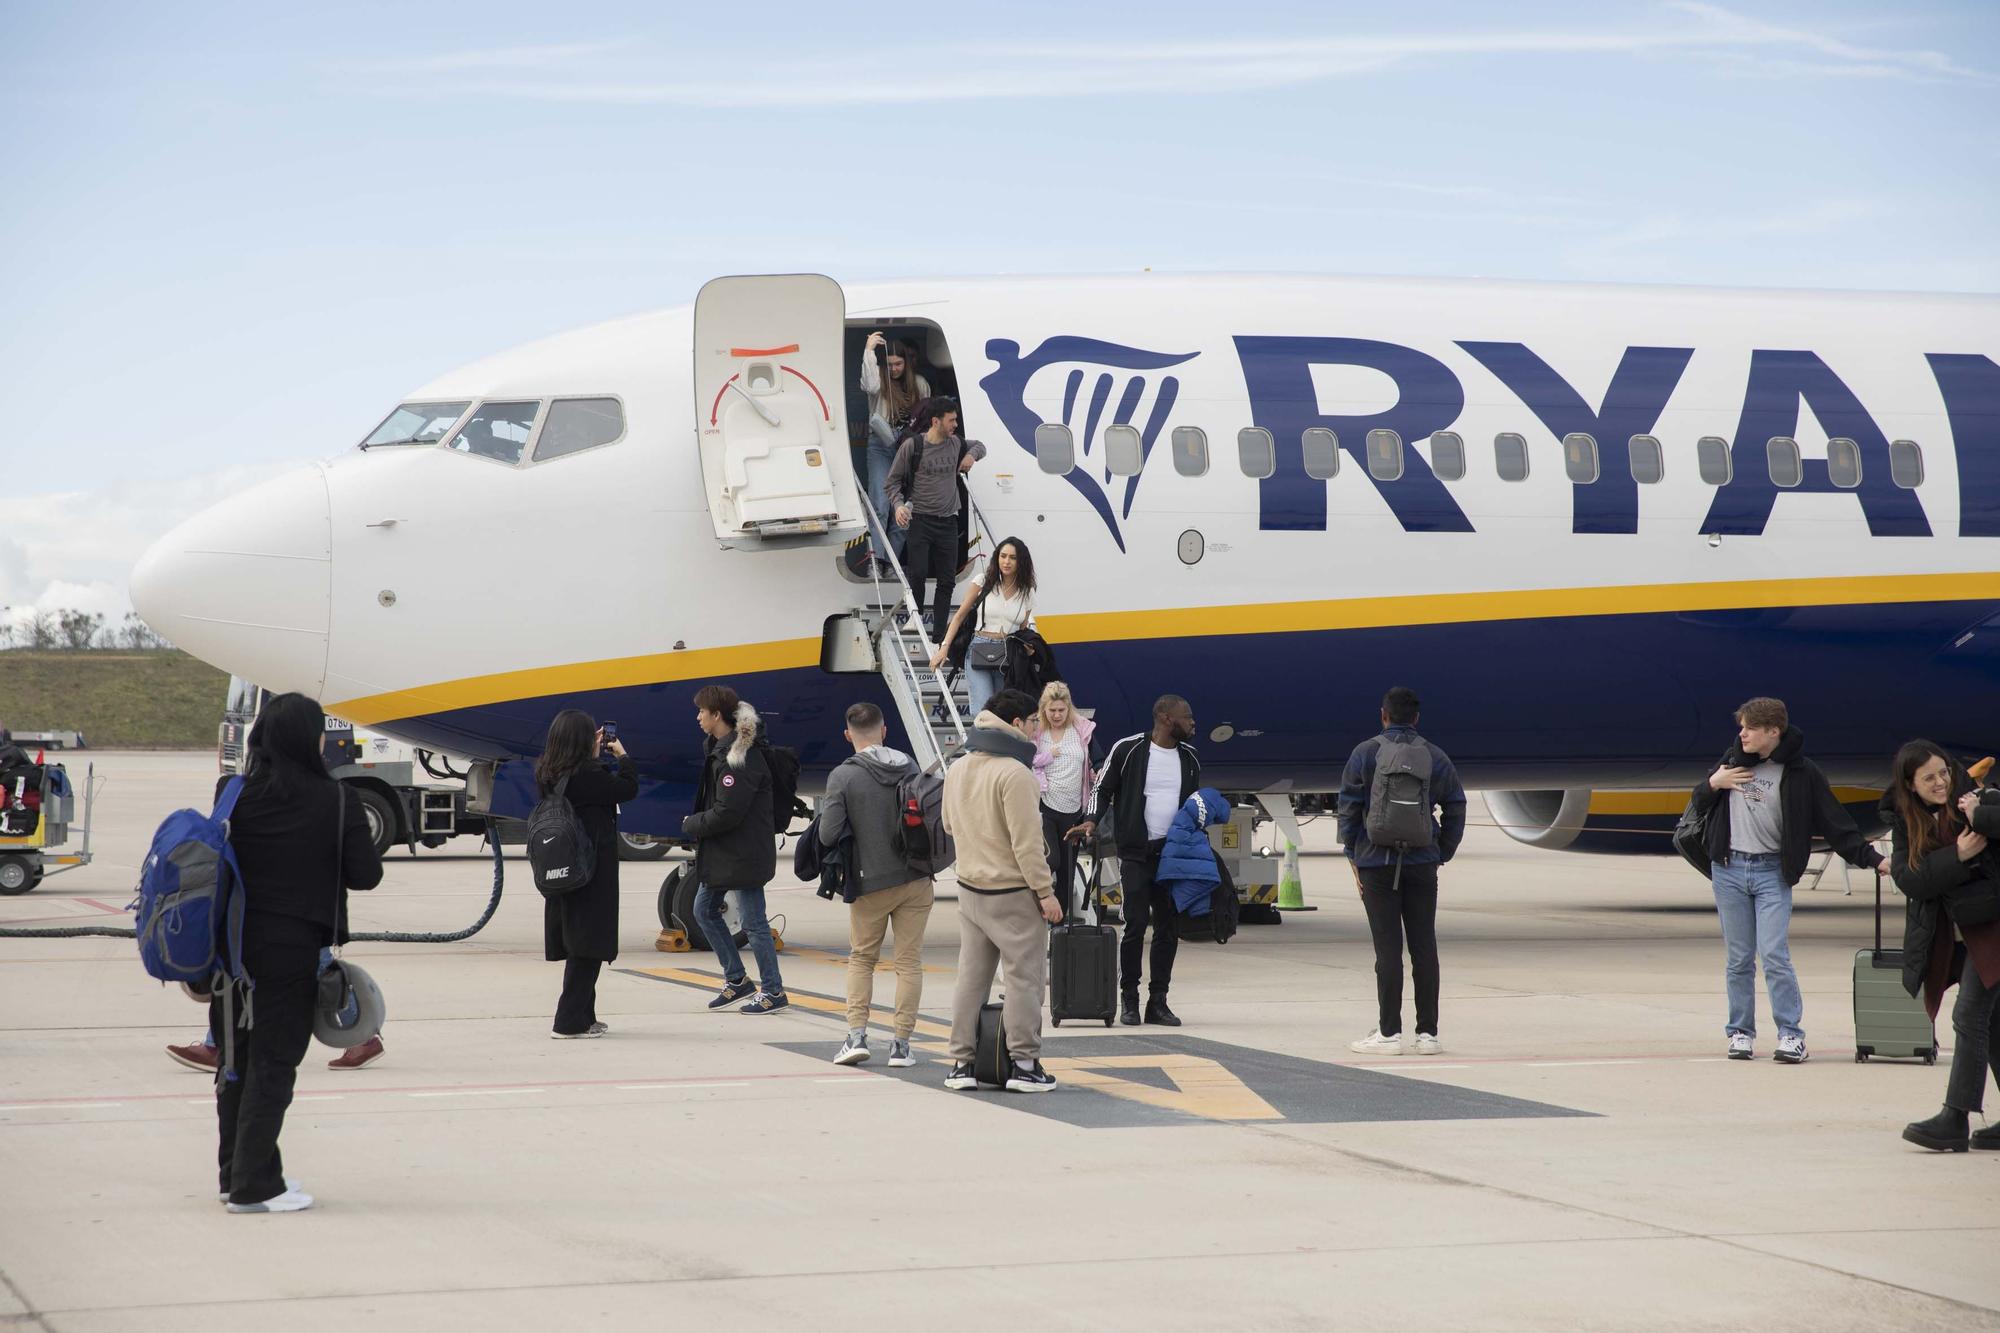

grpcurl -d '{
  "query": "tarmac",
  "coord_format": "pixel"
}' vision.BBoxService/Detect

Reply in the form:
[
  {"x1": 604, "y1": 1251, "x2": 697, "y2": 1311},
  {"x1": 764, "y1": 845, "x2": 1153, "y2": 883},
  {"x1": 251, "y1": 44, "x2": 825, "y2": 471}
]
[{"x1": 1, "y1": 750, "x2": 1995, "y2": 1331}]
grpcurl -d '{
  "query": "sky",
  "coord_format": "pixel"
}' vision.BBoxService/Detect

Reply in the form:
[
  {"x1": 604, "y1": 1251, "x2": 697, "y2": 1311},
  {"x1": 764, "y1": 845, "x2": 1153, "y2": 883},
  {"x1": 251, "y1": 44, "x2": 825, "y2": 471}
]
[{"x1": 1, "y1": 0, "x2": 1994, "y2": 627}]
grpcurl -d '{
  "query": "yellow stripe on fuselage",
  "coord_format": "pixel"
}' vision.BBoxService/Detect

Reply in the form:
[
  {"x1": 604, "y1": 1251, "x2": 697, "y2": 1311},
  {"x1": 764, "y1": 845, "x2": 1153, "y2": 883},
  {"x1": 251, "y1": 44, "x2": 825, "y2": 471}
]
[
  {"x1": 325, "y1": 571, "x2": 2000, "y2": 727},
  {"x1": 1587, "y1": 786, "x2": 1884, "y2": 817}
]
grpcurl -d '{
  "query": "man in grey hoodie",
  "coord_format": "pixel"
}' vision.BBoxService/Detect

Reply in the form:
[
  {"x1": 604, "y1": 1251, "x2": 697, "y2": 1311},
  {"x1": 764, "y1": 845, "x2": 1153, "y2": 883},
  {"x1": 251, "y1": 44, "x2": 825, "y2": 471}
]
[{"x1": 819, "y1": 702, "x2": 934, "y2": 1068}]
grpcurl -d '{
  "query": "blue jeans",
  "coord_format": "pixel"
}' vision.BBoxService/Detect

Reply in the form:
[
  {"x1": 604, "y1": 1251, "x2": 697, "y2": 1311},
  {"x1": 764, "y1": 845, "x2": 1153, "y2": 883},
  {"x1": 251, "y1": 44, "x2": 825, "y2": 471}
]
[
  {"x1": 1711, "y1": 853, "x2": 1802, "y2": 1040},
  {"x1": 866, "y1": 417, "x2": 906, "y2": 559},
  {"x1": 695, "y1": 882, "x2": 783, "y2": 995}
]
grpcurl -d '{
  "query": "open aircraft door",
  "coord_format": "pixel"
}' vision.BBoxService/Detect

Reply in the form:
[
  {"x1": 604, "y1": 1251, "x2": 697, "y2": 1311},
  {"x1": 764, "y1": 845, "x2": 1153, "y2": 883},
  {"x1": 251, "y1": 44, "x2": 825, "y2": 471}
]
[{"x1": 692, "y1": 274, "x2": 861, "y2": 545}]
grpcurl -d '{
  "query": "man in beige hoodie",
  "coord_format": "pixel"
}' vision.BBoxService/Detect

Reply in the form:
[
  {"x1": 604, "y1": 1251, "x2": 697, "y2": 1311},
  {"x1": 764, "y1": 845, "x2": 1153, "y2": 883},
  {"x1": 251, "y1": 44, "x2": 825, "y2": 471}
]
[{"x1": 941, "y1": 687, "x2": 1064, "y2": 1092}]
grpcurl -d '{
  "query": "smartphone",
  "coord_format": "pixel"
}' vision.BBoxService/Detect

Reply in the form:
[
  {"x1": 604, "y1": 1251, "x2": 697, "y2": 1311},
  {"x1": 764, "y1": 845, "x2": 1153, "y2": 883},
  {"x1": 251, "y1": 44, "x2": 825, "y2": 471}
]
[{"x1": 600, "y1": 721, "x2": 619, "y2": 743}]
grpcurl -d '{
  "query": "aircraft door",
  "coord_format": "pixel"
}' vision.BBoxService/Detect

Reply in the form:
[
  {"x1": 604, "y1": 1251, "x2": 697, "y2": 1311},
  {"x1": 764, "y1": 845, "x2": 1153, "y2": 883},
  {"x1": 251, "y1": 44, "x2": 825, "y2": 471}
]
[{"x1": 692, "y1": 274, "x2": 861, "y2": 544}]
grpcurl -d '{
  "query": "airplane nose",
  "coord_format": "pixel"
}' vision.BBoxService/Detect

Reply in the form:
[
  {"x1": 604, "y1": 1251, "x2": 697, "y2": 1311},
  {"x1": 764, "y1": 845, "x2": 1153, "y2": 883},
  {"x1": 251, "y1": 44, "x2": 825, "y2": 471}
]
[{"x1": 131, "y1": 464, "x2": 332, "y2": 697}]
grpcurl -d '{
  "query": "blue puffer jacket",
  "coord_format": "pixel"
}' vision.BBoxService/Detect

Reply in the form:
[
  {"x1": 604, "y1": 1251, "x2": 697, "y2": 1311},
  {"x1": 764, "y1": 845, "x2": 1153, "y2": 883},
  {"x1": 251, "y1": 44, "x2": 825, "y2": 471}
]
[{"x1": 1159, "y1": 788, "x2": 1231, "y2": 913}]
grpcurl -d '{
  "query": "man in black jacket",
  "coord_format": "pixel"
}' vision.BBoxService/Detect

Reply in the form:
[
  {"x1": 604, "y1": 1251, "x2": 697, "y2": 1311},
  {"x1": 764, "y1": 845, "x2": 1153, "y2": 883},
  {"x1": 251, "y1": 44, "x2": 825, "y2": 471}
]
[
  {"x1": 1689, "y1": 696, "x2": 1884, "y2": 1064},
  {"x1": 1071, "y1": 694, "x2": 1199, "y2": 1027},
  {"x1": 683, "y1": 685, "x2": 787, "y2": 1014}
]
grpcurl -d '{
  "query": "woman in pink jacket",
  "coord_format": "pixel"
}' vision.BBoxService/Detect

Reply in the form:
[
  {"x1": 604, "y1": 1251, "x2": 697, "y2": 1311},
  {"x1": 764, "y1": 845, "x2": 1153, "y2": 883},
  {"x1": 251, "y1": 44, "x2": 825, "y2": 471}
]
[{"x1": 1033, "y1": 682, "x2": 1097, "y2": 892}]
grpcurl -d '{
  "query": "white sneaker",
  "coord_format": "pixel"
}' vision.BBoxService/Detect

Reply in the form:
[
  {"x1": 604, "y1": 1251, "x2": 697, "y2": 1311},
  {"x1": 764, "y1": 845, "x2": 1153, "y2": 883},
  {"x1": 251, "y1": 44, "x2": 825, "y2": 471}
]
[
  {"x1": 887, "y1": 1039, "x2": 915, "y2": 1068},
  {"x1": 1727, "y1": 1032, "x2": 1754, "y2": 1060},
  {"x1": 833, "y1": 1031, "x2": 870, "y2": 1065},
  {"x1": 219, "y1": 1176, "x2": 298, "y2": 1204},
  {"x1": 1411, "y1": 1033, "x2": 1444, "y2": 1056},
  {"x1": 551, "y1": 1022, "x2": 608, "y2": 1040},
  {"x1": 226, "y1": 1188, "x2": 314, "y2": 1214},
  {"x1": 1349, "y1": 1029, "x2": 1404, "y2": 1055},
  {"x1": 1774, "y1": 1033, "x2": 1809, "y2": 1065}
]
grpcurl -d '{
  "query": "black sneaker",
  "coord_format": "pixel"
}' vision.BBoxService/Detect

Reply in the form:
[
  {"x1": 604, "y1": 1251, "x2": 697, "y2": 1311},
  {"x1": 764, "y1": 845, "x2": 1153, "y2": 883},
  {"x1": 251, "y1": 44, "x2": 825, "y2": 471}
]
[
  {"x1": 1006, "y1": 1060, "x2": 1057, "y2": 1093},
  {"x1": 1902, "y1": 1107, "x2": 1971, "y2": 1153},
  {"x1": 1144, "y1": 998, "x2": 1182, "y2": 1027},
  {"x1": 944, "y1": 1061, "x2": 977, "y2": 1090},
  {"x1": 1119, "y1": 997, "x2": 1141, "y2": 1026},
  {"x1": 739, "y1": 991, "x2": 789, "y2": 1015},
  {"x1": 707, "y1": 977, "x2": 755, "y2": 1010}
]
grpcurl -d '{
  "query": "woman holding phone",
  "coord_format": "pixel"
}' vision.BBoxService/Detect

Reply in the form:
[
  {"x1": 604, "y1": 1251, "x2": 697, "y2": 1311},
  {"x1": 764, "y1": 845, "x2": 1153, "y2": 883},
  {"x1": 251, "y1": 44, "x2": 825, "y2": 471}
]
[{"x1": 538, "y1": 709, "x2": 639, "y2": 1038}]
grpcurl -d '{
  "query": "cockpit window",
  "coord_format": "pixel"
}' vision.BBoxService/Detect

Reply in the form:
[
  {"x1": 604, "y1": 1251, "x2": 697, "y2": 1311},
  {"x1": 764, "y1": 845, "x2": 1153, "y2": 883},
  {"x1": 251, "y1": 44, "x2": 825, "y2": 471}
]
[
  {"x1": 447, "y1": 401, "x2": 542, "y2": 464},
  {"x1": 535, "y1": 398, "x2": 625, "y2": 461},
  {"x1": 362, "y1": 401, "x2": 470, "y2": 447}
]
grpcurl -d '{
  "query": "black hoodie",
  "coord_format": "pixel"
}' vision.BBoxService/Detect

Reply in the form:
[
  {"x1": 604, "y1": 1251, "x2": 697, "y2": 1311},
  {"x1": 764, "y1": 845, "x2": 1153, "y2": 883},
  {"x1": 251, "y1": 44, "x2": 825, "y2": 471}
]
[
  {"x1": 1690, "y1": 726, "x2": 1883, "y2": 886},
  {"x1": 1879, "y1": 772, "x2": 2000, "y2": 1000}
]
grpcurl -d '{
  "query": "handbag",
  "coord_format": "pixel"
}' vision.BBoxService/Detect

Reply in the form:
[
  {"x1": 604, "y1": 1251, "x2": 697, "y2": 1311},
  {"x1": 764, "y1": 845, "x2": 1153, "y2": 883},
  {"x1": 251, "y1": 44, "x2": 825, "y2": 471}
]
[
  {"x1": 1672, "y1": 792, "x2": 1713, "y2": 879},
  {"x1": 967, "y1": 637, "x2": 1008, "y2": 670}
]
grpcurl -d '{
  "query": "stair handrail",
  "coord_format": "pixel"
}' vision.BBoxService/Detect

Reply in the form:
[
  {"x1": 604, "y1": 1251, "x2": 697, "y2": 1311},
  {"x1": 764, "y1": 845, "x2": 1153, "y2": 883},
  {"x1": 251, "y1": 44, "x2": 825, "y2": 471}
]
[{"x1": 855, "y1": 485, "x2": 969, "y2": 765}]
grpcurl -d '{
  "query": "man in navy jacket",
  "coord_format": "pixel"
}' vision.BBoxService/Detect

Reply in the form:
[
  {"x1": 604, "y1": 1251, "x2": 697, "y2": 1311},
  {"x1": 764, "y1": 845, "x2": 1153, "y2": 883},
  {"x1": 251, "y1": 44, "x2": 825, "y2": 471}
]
[{"x1": 1338, "y1": 687, "x2": 1466, "y2": 1057}]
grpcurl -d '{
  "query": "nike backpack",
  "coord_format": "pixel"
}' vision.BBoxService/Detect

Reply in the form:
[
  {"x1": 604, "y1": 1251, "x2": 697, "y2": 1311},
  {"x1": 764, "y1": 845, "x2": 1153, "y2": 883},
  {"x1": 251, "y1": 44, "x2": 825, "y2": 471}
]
[{"x1": 526, "y1": 775, "x2": 595, "y2": 898}]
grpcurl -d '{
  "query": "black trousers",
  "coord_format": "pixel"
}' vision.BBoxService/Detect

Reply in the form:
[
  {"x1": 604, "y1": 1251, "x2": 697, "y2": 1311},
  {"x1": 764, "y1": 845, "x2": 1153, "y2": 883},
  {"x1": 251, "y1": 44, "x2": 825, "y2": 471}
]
[
  {"x1": 903, "y1": 513, "x2": 958, "y2": 635},
  {"x1": 1041, "y1": 804, "x2": 1085, "y2": 910},
  {"x1": 1119, "y1": 839, "x2": 1177, "y2": 1001},
  {"x1": 1944, "y1": 950, "x2": 2000, "y2": 1113},
  {"x1": 555, "y1": 957, "x2": 602, "y2": 1034},
  {"x1": 210, "y1": 914, "x2": 322, "y2": 1205},
  {"x1": 1357, "y1": 861, "x2": 1441, "y2": 1038}
]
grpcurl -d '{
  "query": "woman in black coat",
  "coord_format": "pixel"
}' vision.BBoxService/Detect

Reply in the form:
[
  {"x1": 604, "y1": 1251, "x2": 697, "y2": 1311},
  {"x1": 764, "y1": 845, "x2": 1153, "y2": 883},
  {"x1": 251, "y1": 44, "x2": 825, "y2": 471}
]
[
  {"x1": 1883, "y1": 741, "x2": 2000, "y2": 1152},
  {"x1": 540, "y1": 709, "x2": 639, "y2": 1038},
  {"x1": 212, "y1": 692, "x2": 382, "y2": 1213}
]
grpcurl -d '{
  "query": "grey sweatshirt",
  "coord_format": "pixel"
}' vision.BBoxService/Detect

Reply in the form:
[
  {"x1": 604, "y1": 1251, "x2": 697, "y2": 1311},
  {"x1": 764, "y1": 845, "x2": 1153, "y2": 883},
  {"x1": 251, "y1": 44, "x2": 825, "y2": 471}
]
[
  {"x1": 885, "y1": 433, "x2": 986, "y2": 518},
  {"x1": 818, "y1": 745, "x2": 928, "y2": 896}
]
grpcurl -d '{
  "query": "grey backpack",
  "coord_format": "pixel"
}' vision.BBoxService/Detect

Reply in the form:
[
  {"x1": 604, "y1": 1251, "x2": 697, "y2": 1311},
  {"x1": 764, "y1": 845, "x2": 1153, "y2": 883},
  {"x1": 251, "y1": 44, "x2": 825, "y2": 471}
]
[{"x1": 1364, "y1": 735, "x2": 1436, "y2": 859}]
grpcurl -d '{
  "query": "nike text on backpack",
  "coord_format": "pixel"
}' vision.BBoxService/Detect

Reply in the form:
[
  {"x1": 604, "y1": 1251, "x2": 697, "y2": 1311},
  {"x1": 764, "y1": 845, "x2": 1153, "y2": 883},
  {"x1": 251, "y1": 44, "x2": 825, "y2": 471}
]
[
  {"x1": 1364, "y1": 735, "x2": 1436, "y2": 890},
  {"x1": 526, "y1": 775, "x2": 596, "y2": 898},
  {"x1": 892, "y1": 769, "x2": 955, "y2": 877}
]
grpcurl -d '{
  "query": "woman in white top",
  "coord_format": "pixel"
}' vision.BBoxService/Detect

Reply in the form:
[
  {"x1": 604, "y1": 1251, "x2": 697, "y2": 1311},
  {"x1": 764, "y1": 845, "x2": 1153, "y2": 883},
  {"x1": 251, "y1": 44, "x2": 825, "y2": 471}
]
[
  {"x1": 1032, "y1": 681, "x2": 1098, "y2": 888},
  {"x1": 932, "y1": 536, "x2": 1035, "y2": 722}
]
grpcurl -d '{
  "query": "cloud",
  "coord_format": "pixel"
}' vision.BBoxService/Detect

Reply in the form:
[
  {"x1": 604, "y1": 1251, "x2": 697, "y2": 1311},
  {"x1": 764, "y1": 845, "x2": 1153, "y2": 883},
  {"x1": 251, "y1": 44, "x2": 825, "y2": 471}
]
[
  {"x1": 334, "y1": 5, "x2": 1986, "y2": 108},
  {"x1": 0, "y1": 462, "x2": 297, "y2": 637}
]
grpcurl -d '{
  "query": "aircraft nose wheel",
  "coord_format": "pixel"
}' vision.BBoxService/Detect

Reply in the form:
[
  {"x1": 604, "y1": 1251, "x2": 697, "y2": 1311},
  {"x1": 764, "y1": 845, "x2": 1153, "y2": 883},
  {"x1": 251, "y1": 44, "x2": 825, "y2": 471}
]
[{"x1": 656, "y1": 863, "x2": 748, "y2": 950}]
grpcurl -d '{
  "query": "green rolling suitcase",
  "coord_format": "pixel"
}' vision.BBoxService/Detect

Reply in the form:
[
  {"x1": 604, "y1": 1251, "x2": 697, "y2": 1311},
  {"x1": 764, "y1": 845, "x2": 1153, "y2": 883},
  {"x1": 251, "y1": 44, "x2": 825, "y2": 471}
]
[{"x1": 1853, "y1": 875, "x2": 1938, "y2": 1064}]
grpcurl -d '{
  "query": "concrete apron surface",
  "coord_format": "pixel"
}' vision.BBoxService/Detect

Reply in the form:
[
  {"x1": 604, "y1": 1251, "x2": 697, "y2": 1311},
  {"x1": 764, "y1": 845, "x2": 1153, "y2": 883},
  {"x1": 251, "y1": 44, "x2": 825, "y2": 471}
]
[{"x1": 1, "y1": 751, "x2": 1996, "y2": 1332}]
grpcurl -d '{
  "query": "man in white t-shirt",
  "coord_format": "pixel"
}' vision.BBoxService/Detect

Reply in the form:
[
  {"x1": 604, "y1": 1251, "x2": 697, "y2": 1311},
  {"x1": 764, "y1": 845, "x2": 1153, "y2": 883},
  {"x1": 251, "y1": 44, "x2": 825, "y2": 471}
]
[{"x1": 1072, "y1": 695, "x2": 1200, "y2": 1026}]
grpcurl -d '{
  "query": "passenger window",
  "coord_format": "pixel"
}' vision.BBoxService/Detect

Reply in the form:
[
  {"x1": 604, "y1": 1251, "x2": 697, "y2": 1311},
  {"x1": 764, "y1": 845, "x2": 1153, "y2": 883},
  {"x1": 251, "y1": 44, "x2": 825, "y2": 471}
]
[
  {"x1": 1890, "y1": 438, "x2": 1924, "y2": 488},
  {"x1": 1237, "y1": 427, "x2": 1275, "y2": 480},
  {"x1": 1494, "y1": 432, "x2": 1529, "y2": 482},
  {"x1": 1563, "y1": 432, "x2": 1600, "y2": 485},
  {"x1": 1826, "y1": 437, "x2": 1862, "y2": 489},
  {"x1": 1034, "y1": 423, "x2": 1074, "y2": 475},
  {"x1": 1696, "y1": 435, "x2": 1733, "y2": 486},
  {"x1": 535, "y1": 397, "x2": 625, "y2": 462},
  {"x1": 448, "y1": 401, "x2": 541, "y2": 465},
  {"x1": 1766, "y1": 436, "x2": 1803, "y2": 488},
  {"x1": 1301, "y1": 427, "x2": 1340, "y2": 480},
  {"x1": 1629, "y1": 434, "x2": 1664, "y2": 484},
  {"x1": 365, "y1": 400, "x2": 470, "y2": 447},
  {"x1": 1429, "y1": 431, "x2": 1466, "y2": 482},
  {"x1": 1103, "y1": 424, "x2": 1143, "y2": 477},
  {"x1": 1171, "y1": 426, "x2": 1209, "y2": 477},
  {"x1": 1366, "y1": 429, "x2": 1403, "y2": 482}
]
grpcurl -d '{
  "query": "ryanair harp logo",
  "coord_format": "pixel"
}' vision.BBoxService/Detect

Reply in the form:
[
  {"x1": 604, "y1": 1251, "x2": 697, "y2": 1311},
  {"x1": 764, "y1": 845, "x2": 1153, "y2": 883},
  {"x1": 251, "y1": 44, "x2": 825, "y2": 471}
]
[{"x1": 981, "y1": 336, "x2": 1199, "y2": 551}]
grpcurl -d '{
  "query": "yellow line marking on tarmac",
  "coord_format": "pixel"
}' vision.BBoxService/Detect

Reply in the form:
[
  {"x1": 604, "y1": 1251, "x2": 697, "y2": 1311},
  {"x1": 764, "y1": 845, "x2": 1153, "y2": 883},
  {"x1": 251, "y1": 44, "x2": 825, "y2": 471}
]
[
  {"x1": 778, "y1": 945, "x2": 952, "y2": 975},
  {"x1": 1038, "y1": 1054, "x2": 1284, "y2": 1121},
  {"x1": 630, "y1": 965, "x2": 954, "y2": 1040}
]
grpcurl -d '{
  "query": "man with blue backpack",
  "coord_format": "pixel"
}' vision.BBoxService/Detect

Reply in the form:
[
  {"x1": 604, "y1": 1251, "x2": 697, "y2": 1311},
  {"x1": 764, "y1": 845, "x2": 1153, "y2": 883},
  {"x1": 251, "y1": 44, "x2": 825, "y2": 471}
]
[{"x1": 1338, "y1": 686, "x2": 1466, "y2": 1058}]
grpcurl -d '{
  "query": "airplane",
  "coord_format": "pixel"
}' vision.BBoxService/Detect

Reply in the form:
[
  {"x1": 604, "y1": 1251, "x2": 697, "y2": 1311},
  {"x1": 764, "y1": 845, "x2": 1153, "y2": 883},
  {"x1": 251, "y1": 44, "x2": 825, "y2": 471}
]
[{"x1": 129, "y1": 272, "x2": 2000, "y2": 897}]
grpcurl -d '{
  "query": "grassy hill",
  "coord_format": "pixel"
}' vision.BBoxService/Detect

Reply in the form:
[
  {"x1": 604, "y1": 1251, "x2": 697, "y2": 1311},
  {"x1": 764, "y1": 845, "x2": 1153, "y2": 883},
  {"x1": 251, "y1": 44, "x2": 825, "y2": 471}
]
[{"x1": 0, "y1": 650, "x2": 228, "y2": 748}]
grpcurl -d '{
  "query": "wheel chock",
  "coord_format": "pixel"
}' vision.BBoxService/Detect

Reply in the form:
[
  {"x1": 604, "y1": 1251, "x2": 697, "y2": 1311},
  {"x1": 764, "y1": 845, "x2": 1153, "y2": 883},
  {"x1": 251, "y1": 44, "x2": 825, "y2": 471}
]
[{"x1": 654, "y1": 929, "x2": 692, "y2": 953}]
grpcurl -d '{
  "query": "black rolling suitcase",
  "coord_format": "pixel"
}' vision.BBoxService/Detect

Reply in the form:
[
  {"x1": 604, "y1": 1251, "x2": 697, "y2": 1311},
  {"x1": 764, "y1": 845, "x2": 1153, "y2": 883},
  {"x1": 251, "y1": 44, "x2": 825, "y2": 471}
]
[
  {"x1": 1853, "y1": 871, "x2": 1938, "y2": 1064},
  {"x1": 1049, "y1": 840, "x2": 1118, "y2": 1027}
]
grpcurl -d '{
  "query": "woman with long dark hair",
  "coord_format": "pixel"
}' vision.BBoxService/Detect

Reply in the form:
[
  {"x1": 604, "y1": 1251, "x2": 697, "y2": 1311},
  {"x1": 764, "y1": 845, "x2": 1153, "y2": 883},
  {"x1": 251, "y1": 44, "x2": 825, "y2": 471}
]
[
  {"x1": 932, "y1": 536, "x2": 1037, "y2": 721},
  {"x1": 538, "y1": 708, "x2": 638, "y2": 1037},
  {"x1": 1884, "y1": 740, "x2": 2000, "y2": 1151},
  {"x1": 211, "y1": 692, "x2": 382, "y2": 1212}
]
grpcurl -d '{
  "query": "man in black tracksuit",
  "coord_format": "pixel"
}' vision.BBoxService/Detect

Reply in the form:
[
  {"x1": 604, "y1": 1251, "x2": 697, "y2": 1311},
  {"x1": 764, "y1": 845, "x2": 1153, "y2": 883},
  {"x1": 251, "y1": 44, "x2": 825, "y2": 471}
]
[{"x1": 1072, "y1": 694, "x2": 1200, "y2": 1026}]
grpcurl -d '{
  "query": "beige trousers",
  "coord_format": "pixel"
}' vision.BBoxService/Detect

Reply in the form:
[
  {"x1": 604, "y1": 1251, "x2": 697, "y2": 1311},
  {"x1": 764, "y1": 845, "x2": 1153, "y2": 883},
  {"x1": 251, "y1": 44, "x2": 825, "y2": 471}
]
[
  {"x1": 949, "y1": 888, "x2": 1048, "y2": 1063},
  {"x1": 845, "y1": 878, "x2": 935, "y2": 1039}
]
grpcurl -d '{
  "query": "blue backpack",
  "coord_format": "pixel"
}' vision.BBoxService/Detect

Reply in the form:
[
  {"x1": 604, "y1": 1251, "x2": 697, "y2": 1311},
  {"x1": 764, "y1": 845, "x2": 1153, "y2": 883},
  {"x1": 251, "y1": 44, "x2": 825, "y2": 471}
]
[{"x1": 131, "y1": 776, "x2": 249, "y2": 1003}]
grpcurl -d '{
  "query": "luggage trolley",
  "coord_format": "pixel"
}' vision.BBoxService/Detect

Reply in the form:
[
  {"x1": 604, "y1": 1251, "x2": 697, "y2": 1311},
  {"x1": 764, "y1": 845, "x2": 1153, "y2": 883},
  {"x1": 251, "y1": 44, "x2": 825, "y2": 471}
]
[{"x1": 0, "y1": 759, "x2": 96, "y2": 895}]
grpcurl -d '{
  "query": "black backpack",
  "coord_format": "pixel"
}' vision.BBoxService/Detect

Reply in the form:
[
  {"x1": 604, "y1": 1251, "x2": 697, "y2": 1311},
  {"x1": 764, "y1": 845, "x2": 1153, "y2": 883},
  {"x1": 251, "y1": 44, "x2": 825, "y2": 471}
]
[
  {"x1": 765, "y1": 744, "x2": 804, "y2": 834},
  {"x1": 526, "y1": 775, "x2": 595, "y2": 898},
  {"x1": 892, "y1": 769, "x2": 955, "y2": 877}
]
